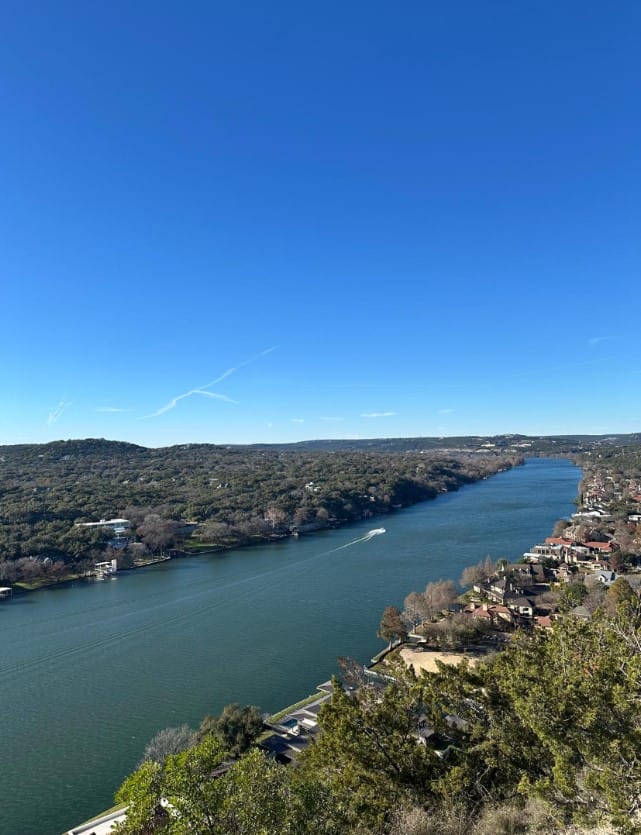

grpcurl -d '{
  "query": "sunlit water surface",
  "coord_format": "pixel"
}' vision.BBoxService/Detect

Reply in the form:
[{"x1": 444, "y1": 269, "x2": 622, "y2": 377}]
[{"x1": 0, "y1": 457, "x2": 580, "y2": 835}]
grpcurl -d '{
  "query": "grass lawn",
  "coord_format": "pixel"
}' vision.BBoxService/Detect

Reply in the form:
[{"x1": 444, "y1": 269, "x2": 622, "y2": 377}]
[
  {"x1": 13, "y1": 574, "x2": 82, "y2": 591},
  {"x1": 76, "y1": 802, "x2": 127, "y2": 826},
  {"x1": 268, "y1": 691, "x2": 325, "y2": 723},
  {"x1": 182, "y1": 541, "x2": 227, "y2": 552}
]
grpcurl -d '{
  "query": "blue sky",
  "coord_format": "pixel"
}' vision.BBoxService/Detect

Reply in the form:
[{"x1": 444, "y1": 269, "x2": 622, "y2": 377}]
[{"x1": 1, "y1": 1, "x2": 639, "y2": 447}]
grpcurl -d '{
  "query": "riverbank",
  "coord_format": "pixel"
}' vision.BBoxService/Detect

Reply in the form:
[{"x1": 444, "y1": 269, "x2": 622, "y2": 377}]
[
  {"x1": 66, "y1": 458, "x2": 584, "y2": 834},
  {"x1": 1, "y1": 458, "x2": 581, "y2": 835},
  {"x1": 8, "y1": 555, "x2": 172, "y2": 595},
  {"x1": 4, "y1": 459, "x2": 524, "y2": 599},
  {"x1": 1, "y1": 438, "x2": 524, "y2": 590}
]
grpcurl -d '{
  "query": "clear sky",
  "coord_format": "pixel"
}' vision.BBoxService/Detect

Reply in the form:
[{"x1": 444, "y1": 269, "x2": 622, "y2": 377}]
[{"x1": 1, "y1": 1, "x2": 639, "y2": 448}]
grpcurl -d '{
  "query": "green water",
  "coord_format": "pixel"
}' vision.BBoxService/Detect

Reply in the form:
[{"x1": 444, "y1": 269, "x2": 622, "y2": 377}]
[{"x1": 0, "y1": 458, "x2": 580, "y2": 835}]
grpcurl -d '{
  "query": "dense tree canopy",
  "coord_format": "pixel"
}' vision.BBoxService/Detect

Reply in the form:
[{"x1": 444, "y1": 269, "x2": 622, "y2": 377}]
[
  {"x1": 115, "y1": 736, "x2": 345, "y2": 835},
  {"x1": 197, "y1": 703, "x2": 263, "y2": 757},
  {"x1": 0, "y1": 438, "x2": 520, "y2": 581}
]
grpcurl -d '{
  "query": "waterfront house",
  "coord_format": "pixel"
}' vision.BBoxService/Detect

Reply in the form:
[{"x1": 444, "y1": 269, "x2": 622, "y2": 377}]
[
  {"x1": 485, "y1": 576, "x2": 513, "y2": 604},
  {"x1": 584, "y1": 541, "x2": 613, "y2": 557},
  {"x1": 76, "y1": 517, "x2": 130, "y2": 534},
  {"x1": 504, "y1": 595, "x2": 535, "y2": 618}
]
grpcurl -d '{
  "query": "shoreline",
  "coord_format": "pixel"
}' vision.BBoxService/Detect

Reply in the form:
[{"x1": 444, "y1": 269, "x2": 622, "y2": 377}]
[
  {"x1": 168, "y1": 460, "x2": 525, "y2": 558},
  {"x1": 9, "y1": 460, "x2": 524, "y2": 599},
  {"x1": 9, "y1": 555, "x2": 173, "y2": 595},
  {"x1": 54, "y1": 456, "x2": 580, "y2": 835}
]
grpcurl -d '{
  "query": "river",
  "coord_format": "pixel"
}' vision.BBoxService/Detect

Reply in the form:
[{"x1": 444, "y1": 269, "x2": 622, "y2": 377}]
[{"x1": 0, "y1": 457, "x2": 580, "y2": 835}]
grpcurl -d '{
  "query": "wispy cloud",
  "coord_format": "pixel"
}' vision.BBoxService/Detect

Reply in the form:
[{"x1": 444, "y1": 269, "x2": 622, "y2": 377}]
[
  {"x1": 96, "y1": 407, "x2": 128, "y2": 413},
  {"x1": 144, "y1": 346, "x2": 277, "y2": 418},
  {"x1": 47, "y1": 400, "x2": 72, "y2": 425},
  {"x1": 291, "y1": 418, "x2": 305, "y2": 423},
  {"x1": 438, "y1": 408, "x2": 454, "y2": 415},
  {"x1": 361, "y1": 411, "x2": 396, "y2": 418},
  {"x1": 588, "y1": 336, "x2": 609, "y2": 346}
]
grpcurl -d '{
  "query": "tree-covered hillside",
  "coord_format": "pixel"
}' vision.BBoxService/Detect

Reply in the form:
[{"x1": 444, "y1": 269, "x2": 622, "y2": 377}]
[
  {"x1": 247, "y1": 433, "x2": 641, "y2": 455},
  {"x1": 0, "y1": 438, "x2": 520, "y2": 583}
]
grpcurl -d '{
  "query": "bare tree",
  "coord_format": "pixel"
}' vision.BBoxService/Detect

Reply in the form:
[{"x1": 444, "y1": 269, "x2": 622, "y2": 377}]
[
  {"x1": 293, "y1": 507, "x2": 312, "y2": 526},
  {"x1": 402, "y1": 590, "x2": 429, "y2": 629},
  {"x1": 138, "y1": 514, "x2": 179, "y2": 555},
  {"x1": 460, "y1": 557, "x2": 495, "y2": 588},
  {"x1": 481, "y1": 555, "x2": 495, "y2": 579},
  {"x1": 198, "y1": 520, "x2": 231, "y2": 544},
  {"x1": 121, "y1": 505, "x2": 150, "y2": 527},
  {"x1": 553, "y1": 518, "x2": 572, "y2": 537},
  {"x1": 423, "y1": 580, "x2": 457, "y2": 620},
  {"x1": 138, "y1": 724, "x2": 196, "y2": 767},
  {"x1": 264, "y1": 506, "x2": 287, "y2": 532},
  {"x1": 0, "y1": 560, "x2": 18, "y2": 583},
  {"x1": 460, "y1": 564, "x2": 484, "y2": 588}
]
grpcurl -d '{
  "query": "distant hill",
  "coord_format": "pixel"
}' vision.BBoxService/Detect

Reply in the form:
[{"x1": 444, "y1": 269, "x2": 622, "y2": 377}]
[{"x1": 244, "y1": 432, "x2": 641, "y2": 454}]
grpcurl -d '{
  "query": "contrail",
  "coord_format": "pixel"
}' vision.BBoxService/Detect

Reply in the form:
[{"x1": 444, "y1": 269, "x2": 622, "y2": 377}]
[
  {"x1": 144, "y1": 346, "x2": 277, "y2": 418},
  {"x1": 200, "y1": 345, "x2": 278, "y2": 389},
  {"x1": 147, "y1": 390, "x2": 239, "y2": 419},
  {"x1": 47, "y1": 400, "x2": 72, "y2": 425}
]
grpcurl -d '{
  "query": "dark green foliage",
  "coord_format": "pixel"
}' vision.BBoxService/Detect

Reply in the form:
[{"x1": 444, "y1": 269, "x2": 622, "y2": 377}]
[
  {"x1": 115, "y1": 736, "x2": 346, "y2": 834},
  {"x1": 198, "y1": 703, "x2": 263, "y2": 756},
  {"x1": 108, "y1": 437, "x2": 641, "y2": 833},
  {"x1": 604, "y1": 576, "x2": 637, "y2": 615},
  {"x1": 415, "y1": 606, "x2": 641, "y2": 831},
  {"x1": 559, "y1": 581, "x2": 588, "y2": 611},
  {"x1": 0, "y1": 438, "x2": 519, "y2": 578},
  {"x1": 298, "y1": 604, "x2": 641, "y2": 832},
  {"x1": 378, "y1": 606, "x2": 408, "y2": 647},
  {"x1": 300, "y1": 673, "x2": 443, "y2": 831}
]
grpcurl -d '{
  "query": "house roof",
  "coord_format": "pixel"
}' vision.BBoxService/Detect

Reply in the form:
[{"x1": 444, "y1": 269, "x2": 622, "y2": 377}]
[
  {"x1": 300, "y1": 702, "x2": 324, "y2": 717},
  {"x1": 260, "y1": 735, "x2": 295, "y2": 756},
  {"x1": 505, "y1": 595, "x2": 534, "y2": 609},
  {"x1": 534, "y1": 616, "x2": 553, "y2": 629}
]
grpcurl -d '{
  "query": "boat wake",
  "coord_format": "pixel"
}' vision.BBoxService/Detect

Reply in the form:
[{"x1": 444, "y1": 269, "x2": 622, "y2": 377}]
[
  {"x1": 333, "y1": 527, "x2": 386, "y2": 552},
  {"x1": 0, "y1": 527, "x2": 390, "y2": 684},
  {"x1": 366, "y1": 527, "x2": 386, "y2": 537}
]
